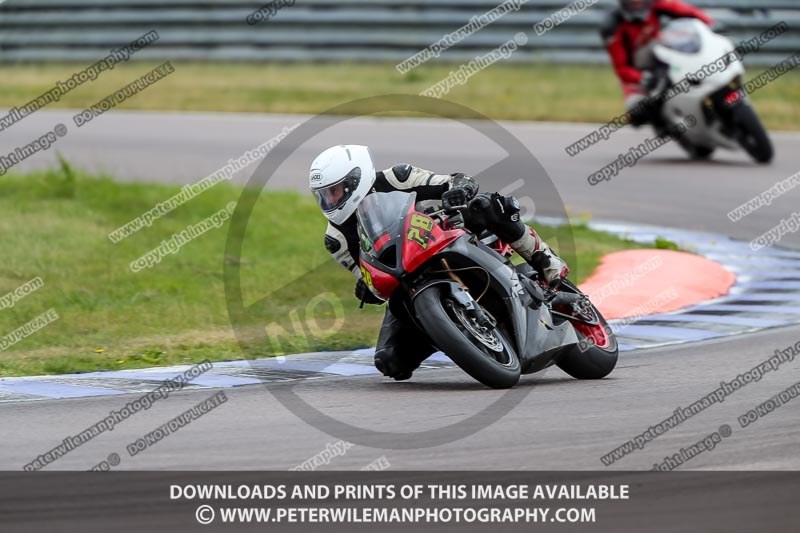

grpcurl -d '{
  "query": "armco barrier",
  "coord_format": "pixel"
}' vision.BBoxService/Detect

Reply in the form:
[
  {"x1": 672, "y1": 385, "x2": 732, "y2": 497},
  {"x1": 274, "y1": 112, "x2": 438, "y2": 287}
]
[{"x1": 0, "y1": 0, "x2": 797, "y2": 65}]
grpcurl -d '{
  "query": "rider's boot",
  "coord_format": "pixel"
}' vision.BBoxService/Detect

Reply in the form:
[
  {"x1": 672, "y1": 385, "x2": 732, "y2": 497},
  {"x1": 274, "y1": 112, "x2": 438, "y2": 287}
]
[
  {"x1": 373, "y1": 308, "x2": 436, "y2": 381},
  {"x1": 509, "y1": 226, "x2": 570, "y2": 288}
]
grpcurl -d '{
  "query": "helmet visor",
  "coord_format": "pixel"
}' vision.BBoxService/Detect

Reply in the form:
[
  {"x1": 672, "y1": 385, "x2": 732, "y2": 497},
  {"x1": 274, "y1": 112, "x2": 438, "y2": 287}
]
[
  {"x1": 313, "y1": 167, "x2": 362, "y2": 213},
  {"x1": 620, "y1": 0, "x2": 652, "y2": 21}
]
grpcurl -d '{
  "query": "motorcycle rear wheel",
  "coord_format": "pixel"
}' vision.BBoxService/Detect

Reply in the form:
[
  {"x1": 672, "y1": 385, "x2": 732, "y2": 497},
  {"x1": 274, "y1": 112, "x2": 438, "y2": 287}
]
[
  {"x1": 553, "y1": 280, "x2": 619, "y2": 380},
  {"x1": 413, "y1": 285, "x2": 521, "y2": 389}
]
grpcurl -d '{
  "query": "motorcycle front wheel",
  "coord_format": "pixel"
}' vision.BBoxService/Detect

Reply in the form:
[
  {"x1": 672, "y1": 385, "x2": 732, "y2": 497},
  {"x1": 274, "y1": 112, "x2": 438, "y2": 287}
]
[
  {"x1": 732, "y1": 103, "x2": 773, "y2": 164},
  {"x1": 413, "y1": 285, "x2": 521, "y2": 389}
]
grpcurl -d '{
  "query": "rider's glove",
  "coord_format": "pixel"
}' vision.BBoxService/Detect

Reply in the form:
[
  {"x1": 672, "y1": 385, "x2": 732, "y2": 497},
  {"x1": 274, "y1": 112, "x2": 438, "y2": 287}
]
[
  {"x1": 355, "y1": 278, "x2": 384, "y2": 305},
  {"x1": 442, "y1": 174, "x2": 479, "y2": 212},
  {"x1": 640, "y1": 70, "x2": 662, "y2": 92}
]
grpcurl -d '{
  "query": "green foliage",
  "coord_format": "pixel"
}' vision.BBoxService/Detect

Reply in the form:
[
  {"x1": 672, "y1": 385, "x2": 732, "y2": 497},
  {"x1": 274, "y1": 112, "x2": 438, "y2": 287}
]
[
  {"x1": 0, "y1": 62, "x2": 796, "y2": 129},
  {"x1": 654, "y1": 237, "x2": 681, "y2": 251}
]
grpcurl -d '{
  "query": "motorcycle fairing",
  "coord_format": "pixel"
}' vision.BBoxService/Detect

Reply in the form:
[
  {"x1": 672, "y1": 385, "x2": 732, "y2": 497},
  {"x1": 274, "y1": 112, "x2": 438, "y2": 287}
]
[
  {"x1": 410, "y1": 236, "x2": 579, "y2": 371},
  {"x1": 358, "y1": 191, "x2": 464, "y2": 300},
  {"x1": 653, "y1": 19, "x2": 744, "y2": 149}
]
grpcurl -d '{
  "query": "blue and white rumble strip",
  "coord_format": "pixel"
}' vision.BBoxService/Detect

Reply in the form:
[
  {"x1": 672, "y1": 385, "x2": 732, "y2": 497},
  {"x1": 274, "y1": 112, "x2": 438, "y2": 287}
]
[{"x1": 2, "y1": 221, "x2": 799, "y2": 403}]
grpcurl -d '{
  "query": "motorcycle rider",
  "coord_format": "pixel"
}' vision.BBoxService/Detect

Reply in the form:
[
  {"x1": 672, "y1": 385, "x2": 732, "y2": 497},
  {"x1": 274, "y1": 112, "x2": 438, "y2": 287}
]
[
  {"x1": 309, "y1": 144, "x2": 568, "y2": 381},
  {"x1": 601, "y1": 0, "x2": 714, "y2": 127}
]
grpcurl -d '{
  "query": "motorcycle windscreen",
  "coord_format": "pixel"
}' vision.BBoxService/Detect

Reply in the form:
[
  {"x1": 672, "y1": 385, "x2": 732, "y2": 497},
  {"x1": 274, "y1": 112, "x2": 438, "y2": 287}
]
[
  {"x1": 658, "y1": 19, "x2": 702, "y2": 54},
  {"x1": 356, "y1": 191, "x2": 416, "y2": 259}
]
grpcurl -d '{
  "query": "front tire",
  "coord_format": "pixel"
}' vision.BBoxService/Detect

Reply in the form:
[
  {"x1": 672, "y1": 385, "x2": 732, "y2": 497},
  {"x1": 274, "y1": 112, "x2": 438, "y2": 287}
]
[
  {"x1": 413, "y1": 285, "x2": 521, "y2": 389},
  {"x1": 732, "y1": 103, "x2": 773, "y2": 164}
]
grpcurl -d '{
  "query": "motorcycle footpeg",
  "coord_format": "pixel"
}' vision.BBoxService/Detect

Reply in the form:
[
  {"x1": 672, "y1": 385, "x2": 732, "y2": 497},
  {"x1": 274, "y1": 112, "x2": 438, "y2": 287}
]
[
  {"x1": 549, "y1": 291, "x2": 583, "y2": 308},
  {"x1": 520, "y1": 275, "x2": 545, "y2": 307},
  {"x1": 514, "y1": 262, "x2": 537, "y2": 279}
]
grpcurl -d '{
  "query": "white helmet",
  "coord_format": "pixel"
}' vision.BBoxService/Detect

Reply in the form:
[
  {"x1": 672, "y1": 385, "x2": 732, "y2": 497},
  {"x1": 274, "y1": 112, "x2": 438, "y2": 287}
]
[{"x1": 309, "y1": 145, "x2": 376, "y2": 225}]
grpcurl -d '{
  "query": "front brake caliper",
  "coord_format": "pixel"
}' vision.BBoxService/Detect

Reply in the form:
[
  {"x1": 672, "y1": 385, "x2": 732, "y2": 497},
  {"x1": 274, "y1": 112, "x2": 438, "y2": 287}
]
[{"x1": 452, "y1": 287, "x2": 495, "y2": 329}]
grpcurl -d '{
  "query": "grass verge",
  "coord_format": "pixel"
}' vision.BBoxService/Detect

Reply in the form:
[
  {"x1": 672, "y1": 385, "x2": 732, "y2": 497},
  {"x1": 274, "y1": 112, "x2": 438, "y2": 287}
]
[
  {"x1": 0, "y1": 163, "x2": 653, "y2": 377},
  {"x1": 1, "y1": 62, "x2": 797, "y2": 130}
]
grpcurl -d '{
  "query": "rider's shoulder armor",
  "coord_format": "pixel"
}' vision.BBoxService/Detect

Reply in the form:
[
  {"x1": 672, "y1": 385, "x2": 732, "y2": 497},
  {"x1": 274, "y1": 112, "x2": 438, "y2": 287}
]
[
  {"x1": 391, "y1": 164, "x2": 412, "y2": 182},
  {"x1": 375, "y1": 164, "x2": 424, "y2": 191},
  {"x1": 375, "y1": 164, "x2": 452, "y2": 200}
]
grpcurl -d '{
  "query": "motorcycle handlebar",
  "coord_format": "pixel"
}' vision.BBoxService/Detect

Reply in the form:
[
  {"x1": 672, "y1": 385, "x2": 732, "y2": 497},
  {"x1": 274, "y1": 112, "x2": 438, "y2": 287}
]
[{"x1": 443, "y1": 204, "x2": 467, "y2": 214}]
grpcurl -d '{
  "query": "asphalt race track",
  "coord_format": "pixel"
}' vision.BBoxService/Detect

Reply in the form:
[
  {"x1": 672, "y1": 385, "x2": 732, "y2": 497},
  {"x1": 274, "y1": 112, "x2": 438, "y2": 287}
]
[
  {"x1": 1, "y1": 109, "x2": 799, "y2": 470},
  {"x1": 3, "y1": 109, "x2": 800, "y2": 247}
]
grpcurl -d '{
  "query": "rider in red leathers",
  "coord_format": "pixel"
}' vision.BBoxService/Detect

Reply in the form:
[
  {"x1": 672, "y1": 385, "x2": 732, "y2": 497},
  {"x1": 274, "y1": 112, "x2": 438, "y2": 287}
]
[{"x1": 601, "y1": 0, "x2": 714, "y2": 126}]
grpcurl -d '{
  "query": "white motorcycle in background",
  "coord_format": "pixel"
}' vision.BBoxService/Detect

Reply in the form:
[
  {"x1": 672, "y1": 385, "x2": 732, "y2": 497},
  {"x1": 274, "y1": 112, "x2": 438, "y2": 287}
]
[{"x1": 647, "y1": 18, "x2": 773, "y2": 163}]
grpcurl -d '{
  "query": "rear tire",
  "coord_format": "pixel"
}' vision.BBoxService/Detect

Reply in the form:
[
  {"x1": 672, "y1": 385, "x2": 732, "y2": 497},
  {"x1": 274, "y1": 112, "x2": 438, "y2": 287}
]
[
  {"x1": 554, "y1": 281, "x2": 619, "y2": 380},
  {"x1": 732, "y1": 104, "x2": 773, "y2": 164},
  {"x1": 413, "y1": 285, "x2": 521, "y2": 389},
  {"x1": 557, "y1": 324, "x2": 619, "y2": 380}
]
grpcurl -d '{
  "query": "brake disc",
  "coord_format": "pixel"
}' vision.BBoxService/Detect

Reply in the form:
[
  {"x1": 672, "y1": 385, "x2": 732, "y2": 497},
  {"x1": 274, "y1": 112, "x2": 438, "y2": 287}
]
[{"x1": 452, "y1": 304, "x2": 503, "y2": 353}]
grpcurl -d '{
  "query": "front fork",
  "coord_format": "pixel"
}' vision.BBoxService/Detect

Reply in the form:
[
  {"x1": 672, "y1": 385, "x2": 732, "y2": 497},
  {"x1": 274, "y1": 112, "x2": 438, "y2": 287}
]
[
  {"x1": 440, "y1": 258, "x2": 496, "y2": 329},
  {"x1": 451, "y1": 285, "x2": 496, "y2": 329}
]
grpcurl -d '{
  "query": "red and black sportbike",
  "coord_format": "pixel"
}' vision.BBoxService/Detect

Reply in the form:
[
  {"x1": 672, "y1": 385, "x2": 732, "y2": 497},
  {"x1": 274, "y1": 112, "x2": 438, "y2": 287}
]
[{"x1": 357, "y1": 191, "x2": 618, "y2": 389}]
